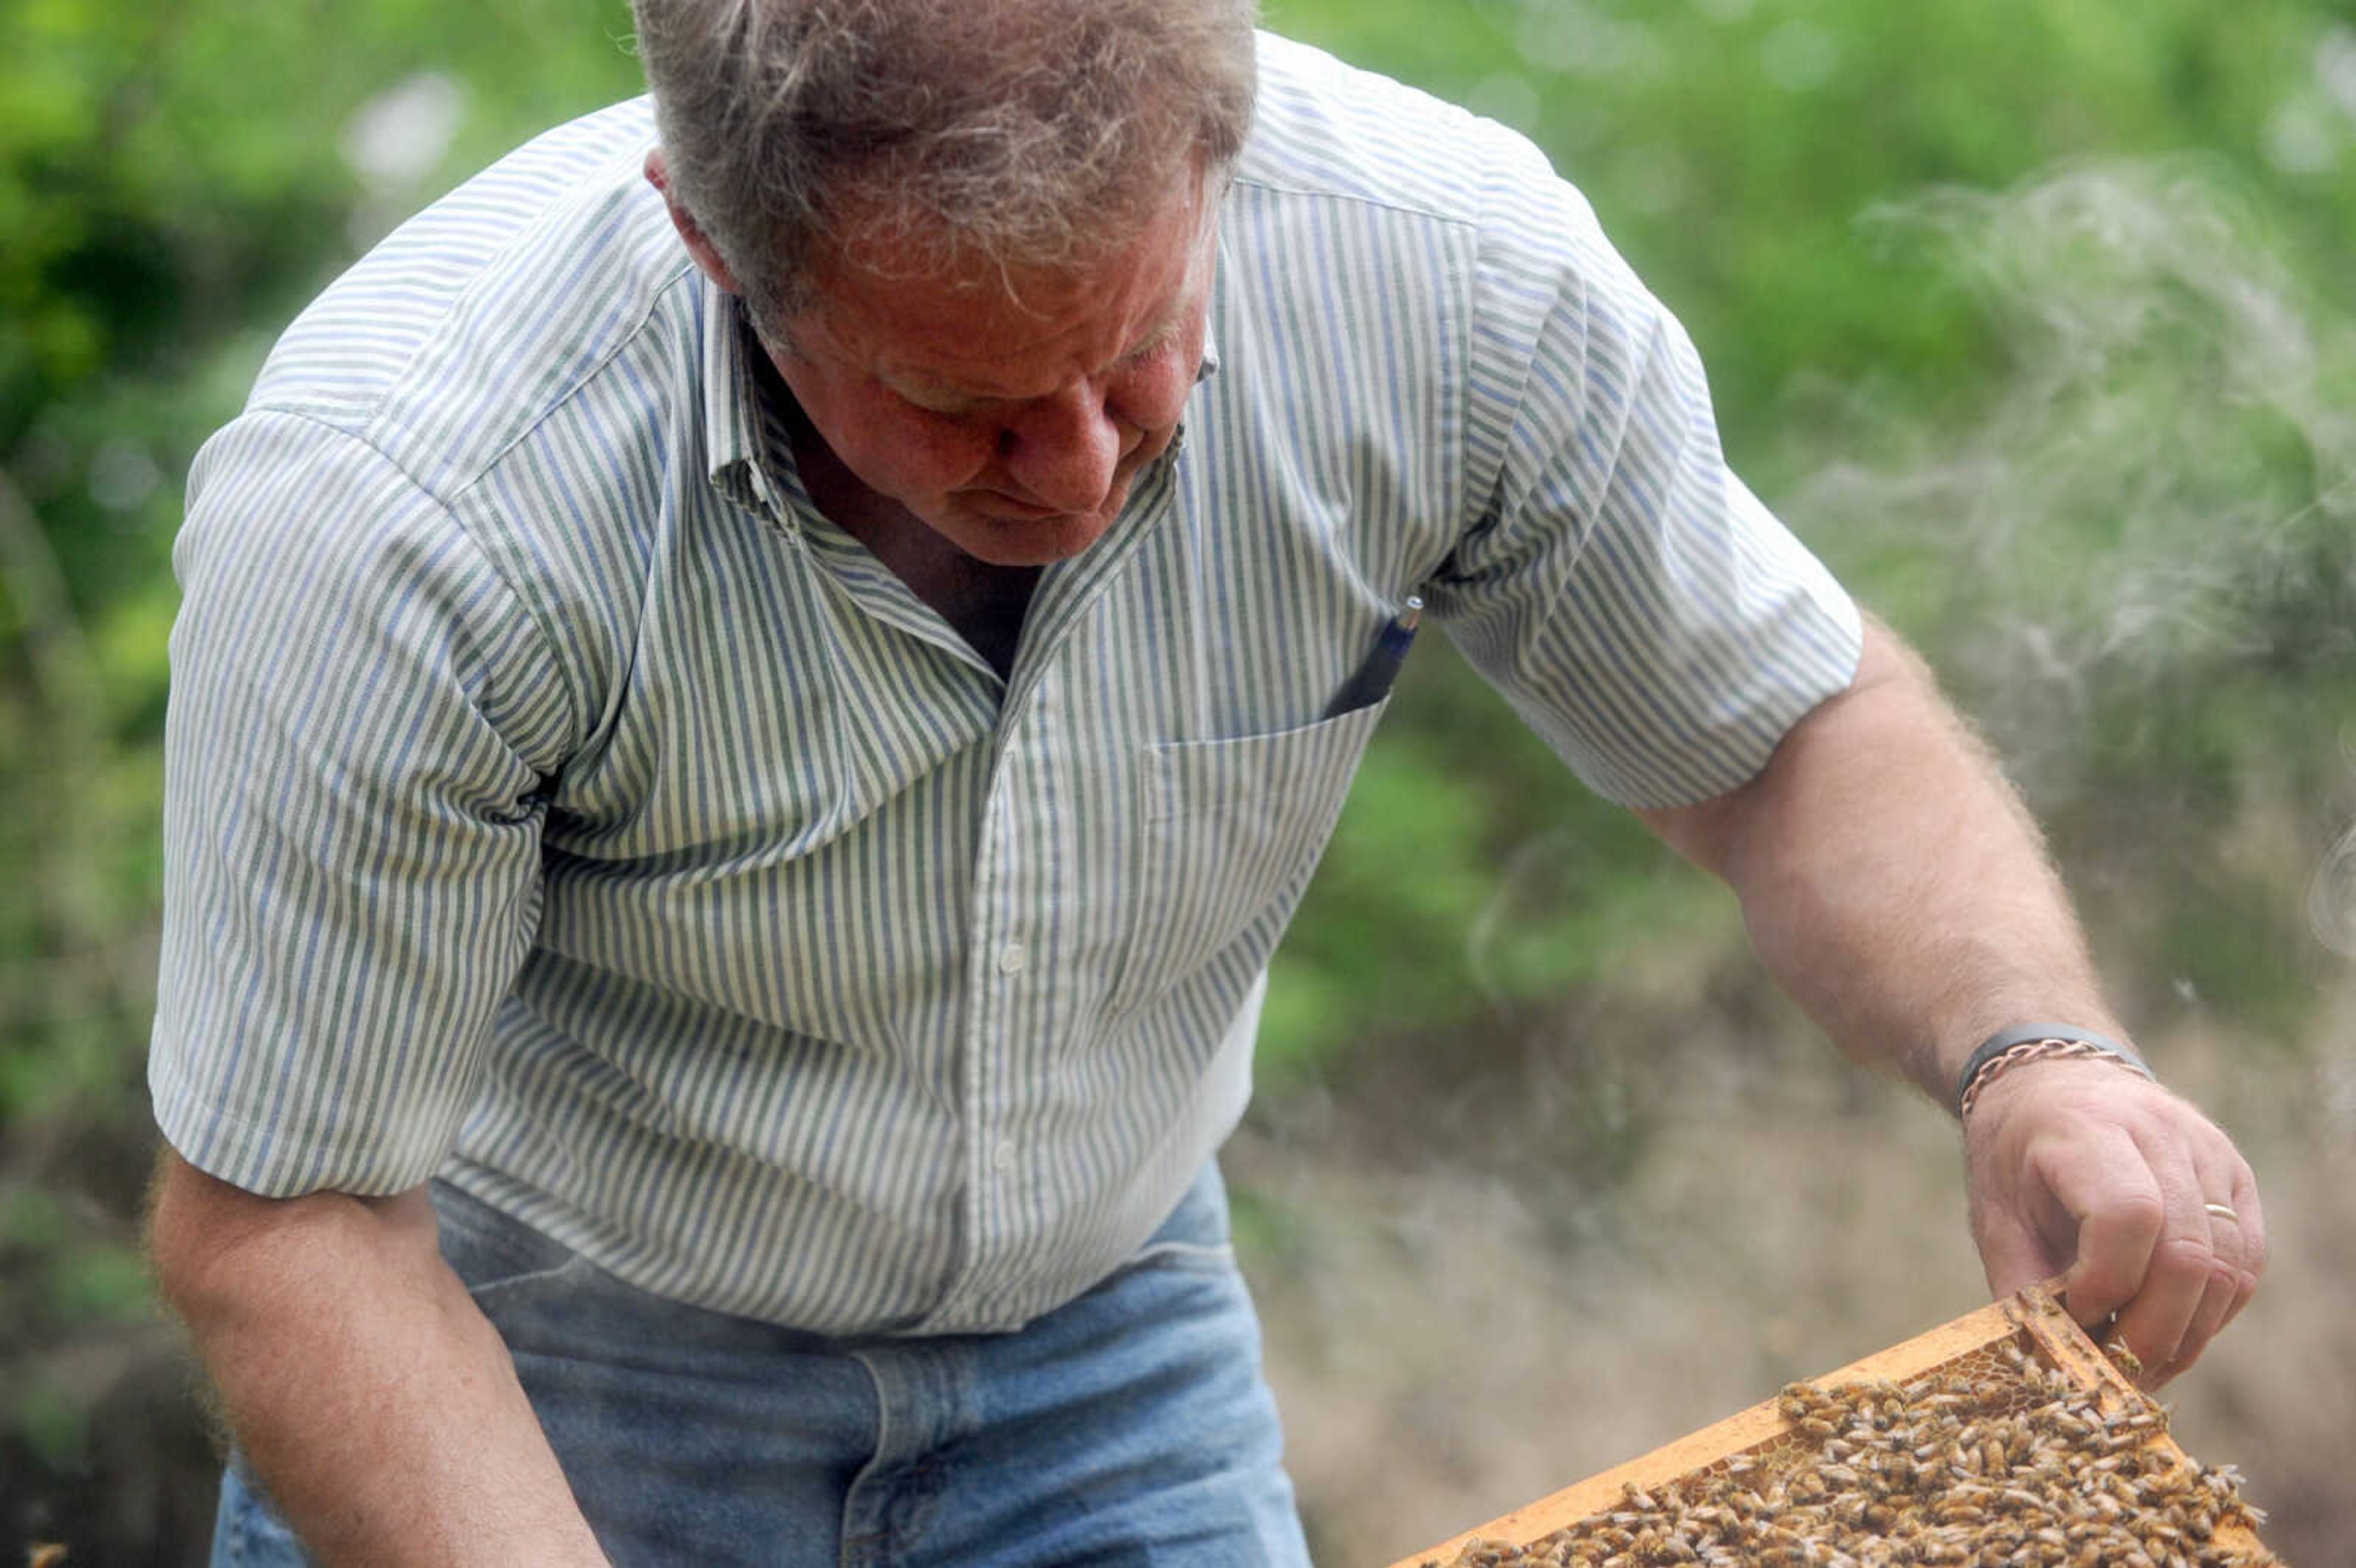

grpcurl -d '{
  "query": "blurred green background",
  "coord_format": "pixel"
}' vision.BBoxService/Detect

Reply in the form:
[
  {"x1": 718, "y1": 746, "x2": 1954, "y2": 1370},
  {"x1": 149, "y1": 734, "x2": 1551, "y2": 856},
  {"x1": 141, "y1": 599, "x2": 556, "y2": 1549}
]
[{"x1": 5, "y1": 0, "x2": 2353, "y2": 1561}]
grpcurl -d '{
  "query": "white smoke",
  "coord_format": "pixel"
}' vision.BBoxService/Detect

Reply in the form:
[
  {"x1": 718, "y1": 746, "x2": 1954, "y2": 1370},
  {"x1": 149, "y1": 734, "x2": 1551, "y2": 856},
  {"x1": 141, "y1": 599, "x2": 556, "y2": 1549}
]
[{"x1": 1788, "y1": 159, "x2": 2356, "y2": 809}]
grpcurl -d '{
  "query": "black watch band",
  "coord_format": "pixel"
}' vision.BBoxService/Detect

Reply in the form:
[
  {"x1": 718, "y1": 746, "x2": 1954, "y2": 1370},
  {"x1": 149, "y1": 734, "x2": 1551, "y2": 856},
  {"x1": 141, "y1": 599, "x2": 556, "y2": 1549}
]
[{"x1": 1955, "y1": 1024, "x2": 2154, "y2": 1118}]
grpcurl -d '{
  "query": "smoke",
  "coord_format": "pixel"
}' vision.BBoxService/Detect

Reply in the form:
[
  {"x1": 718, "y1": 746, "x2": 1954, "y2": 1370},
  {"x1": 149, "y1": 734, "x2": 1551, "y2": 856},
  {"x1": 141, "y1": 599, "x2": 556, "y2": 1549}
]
[
  {"x1": 1789, "y1": 158, "x2": 2356, "y2": 795},
  {"x1": 1464, "y1": 828, "x2": 1582, "y2": 1009},
  {"x1": 2309, "y1": 727, "x2": 2356, "y2": 957}
]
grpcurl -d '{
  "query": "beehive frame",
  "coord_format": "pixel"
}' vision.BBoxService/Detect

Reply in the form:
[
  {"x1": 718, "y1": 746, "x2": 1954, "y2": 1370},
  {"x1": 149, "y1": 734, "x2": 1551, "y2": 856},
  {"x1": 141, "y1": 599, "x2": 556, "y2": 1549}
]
[{"x1": 1385, "y1": 1286, "x2": 2277, "y2": 1567}]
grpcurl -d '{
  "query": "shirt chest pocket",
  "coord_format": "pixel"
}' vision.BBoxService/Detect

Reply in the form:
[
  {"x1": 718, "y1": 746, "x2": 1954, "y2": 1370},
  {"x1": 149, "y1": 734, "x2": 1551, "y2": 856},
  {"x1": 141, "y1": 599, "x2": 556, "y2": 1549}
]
[{"x1": 1101, "y1": 699, "x2": 1390, "y2": 1025}]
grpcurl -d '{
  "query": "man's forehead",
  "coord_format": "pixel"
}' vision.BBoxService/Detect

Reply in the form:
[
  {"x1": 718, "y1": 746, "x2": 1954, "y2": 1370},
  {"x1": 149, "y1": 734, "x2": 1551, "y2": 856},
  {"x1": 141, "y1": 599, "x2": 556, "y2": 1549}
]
[{"x1": 801, "y1": 182, "x2": 1220, "y2": 392}]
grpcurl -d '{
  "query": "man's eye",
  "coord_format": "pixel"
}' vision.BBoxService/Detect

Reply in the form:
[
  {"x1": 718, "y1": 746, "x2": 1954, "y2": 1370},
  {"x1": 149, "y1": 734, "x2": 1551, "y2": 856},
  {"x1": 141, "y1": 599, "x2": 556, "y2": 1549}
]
[{"x1": 1126, "y1": 330, "x2": 1182, "y2": 368}]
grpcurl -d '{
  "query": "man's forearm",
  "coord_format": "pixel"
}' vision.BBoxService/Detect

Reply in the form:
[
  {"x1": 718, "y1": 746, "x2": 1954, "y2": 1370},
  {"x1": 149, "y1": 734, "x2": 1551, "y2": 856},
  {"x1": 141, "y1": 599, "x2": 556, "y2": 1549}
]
[
  {"x1": 1640, "y1": 616, "x2": 2121, "y2": 1105},
  {"x1": 150, "y1": 1153, "x2": 610, "y2": 1568},
  {"x1": 1639, "y1": 615, "x2": 2266, "y2": 1375}
]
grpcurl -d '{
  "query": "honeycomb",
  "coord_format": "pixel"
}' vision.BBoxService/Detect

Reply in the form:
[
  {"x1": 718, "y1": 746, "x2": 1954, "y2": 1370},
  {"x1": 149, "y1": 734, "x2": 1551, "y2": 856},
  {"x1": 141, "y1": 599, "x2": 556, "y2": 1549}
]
[
  {"x1": 1391, "y1": 1288, "x2": 2283, "y2": 1568},
  {"x1": 1673, "y1": 1333, "x2": 2055, "y2": 1494}
]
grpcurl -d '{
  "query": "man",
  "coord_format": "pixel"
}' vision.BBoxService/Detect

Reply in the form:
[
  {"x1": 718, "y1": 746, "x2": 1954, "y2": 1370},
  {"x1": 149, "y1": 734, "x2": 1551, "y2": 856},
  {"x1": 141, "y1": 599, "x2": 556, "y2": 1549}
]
[{"x1": 146, "y1": 1, "x2": 2265, "y2": 1563}]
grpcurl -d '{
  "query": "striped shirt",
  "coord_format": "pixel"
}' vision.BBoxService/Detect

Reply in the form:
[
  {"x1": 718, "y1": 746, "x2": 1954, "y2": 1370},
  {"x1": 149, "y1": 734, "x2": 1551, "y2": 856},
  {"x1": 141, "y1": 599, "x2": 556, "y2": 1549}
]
[{"x1": 152, "y1": 33, "x2": 1860, "y2": 1334}]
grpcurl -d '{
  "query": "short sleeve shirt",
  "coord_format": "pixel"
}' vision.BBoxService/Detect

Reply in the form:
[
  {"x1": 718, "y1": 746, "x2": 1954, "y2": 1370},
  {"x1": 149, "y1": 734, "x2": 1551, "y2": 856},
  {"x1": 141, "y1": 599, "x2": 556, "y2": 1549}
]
[{"x1": 150, "y1": 34, "x2": 1860, "y2": 1334}]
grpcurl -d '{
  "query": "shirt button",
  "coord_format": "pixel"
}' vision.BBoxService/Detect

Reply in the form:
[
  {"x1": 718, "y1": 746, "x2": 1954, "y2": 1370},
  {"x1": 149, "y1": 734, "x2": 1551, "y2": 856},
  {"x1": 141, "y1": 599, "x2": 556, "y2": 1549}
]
[
  {"x1": 996, "y1": 942, "x2": 1027, "y2": 975},
  {"x1": 993, "y1": 1140, "x2": 1017, "y2": 1175}
]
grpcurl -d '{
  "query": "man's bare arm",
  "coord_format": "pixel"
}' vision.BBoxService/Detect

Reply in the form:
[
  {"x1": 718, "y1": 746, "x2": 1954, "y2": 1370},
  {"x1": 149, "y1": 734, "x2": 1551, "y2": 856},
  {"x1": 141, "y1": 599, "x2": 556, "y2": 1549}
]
[
  {"x1": 148, "y1": 1149, "x2": 612, "y2": 1567},
  {"x1": 1637, "y1": 616, "x2": 2265, "y2": 1383}
]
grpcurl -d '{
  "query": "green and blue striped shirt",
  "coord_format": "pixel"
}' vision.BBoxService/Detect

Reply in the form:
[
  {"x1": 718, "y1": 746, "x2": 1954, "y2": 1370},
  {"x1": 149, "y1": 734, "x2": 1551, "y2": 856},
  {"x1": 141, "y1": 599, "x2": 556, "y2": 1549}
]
[{"x1": 153, "y1": 34, "x2": 1860, "y2": 1334}]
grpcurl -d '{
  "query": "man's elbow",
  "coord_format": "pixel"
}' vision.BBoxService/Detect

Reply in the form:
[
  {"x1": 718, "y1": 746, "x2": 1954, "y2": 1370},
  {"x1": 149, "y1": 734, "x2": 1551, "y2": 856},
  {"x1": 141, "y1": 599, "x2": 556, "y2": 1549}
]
[
  {"x1": 145, "y1": 1147, "x2": 437, "y2": 1332},
  {"x1": 148, "y1": 1147, "x2": 233, "y2": 1317}
]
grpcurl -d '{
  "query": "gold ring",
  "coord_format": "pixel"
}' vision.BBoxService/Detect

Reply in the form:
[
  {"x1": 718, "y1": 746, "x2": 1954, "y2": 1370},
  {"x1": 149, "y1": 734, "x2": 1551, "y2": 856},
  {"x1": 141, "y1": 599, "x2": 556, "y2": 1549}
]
[{"x1": 2204, "y1": 1202, "x2": 2241, "y2": 1223}]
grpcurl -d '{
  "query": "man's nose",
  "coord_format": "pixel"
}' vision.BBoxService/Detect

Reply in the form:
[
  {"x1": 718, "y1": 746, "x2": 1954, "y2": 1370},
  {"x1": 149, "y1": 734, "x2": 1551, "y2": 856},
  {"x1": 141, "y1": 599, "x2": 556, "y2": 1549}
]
[{"x1": 998, "y1": 385, "x2": 1138, "y2": 514}]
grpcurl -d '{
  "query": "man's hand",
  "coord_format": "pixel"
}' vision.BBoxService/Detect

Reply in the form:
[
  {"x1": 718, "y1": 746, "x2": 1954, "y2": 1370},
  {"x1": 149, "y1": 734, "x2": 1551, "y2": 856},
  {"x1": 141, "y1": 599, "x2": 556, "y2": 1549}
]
[
  {"x1": 1963, "y1": 1058, "x2": 2265, "y2": 1387},
  {"x1": 1642, "y1": 615, "x2": 2267, "y2": 1378}
]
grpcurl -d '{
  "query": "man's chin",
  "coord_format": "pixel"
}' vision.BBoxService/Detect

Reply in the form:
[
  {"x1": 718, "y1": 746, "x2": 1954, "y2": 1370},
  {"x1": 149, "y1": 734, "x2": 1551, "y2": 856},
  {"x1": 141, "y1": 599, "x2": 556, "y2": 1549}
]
[
  {"x1": 974, "y1": 523, "x2": 1109, "y2": 567},
  {"x1": 941, "y1": 503, "x2": 1122, "y2": 567}
]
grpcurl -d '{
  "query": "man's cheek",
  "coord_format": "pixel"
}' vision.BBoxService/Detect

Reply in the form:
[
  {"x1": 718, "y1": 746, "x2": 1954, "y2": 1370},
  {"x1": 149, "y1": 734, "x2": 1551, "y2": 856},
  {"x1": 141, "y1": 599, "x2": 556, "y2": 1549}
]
[
  {"x1": 833, "y1": 439, "x2": 935, "y2": 505},
  {"x1": 887, "y1": 427, "x2": 988, "y2": 496}
]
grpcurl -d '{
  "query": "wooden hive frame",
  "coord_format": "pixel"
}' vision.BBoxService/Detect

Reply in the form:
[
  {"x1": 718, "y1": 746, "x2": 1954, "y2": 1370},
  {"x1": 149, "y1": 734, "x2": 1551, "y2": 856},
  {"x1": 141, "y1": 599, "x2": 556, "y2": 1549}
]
[{"x1": 1385, "y1": 1286, "x2": 2278, "y2": 1567}]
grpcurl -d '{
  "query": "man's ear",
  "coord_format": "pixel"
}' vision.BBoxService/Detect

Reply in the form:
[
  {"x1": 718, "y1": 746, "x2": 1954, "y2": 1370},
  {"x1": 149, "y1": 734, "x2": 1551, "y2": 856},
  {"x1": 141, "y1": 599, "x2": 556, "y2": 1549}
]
[{"x1": 645, "y1": 148, "x2": 743, "y2": 296}]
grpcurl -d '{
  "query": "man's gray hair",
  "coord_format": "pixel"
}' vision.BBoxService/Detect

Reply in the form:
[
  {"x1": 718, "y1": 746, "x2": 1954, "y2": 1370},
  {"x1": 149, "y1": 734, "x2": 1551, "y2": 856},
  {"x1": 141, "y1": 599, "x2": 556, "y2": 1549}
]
[{"x1": 632, "y1": 0, "x2": 1260, "y2": 327}]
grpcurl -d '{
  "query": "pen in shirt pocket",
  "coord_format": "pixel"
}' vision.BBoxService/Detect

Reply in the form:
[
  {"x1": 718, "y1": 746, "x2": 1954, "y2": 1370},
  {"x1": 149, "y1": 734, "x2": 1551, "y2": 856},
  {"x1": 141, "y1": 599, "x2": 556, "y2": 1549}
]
[{"x1": 1321, "y1": 594, "x2": 1423, "y2": 720}]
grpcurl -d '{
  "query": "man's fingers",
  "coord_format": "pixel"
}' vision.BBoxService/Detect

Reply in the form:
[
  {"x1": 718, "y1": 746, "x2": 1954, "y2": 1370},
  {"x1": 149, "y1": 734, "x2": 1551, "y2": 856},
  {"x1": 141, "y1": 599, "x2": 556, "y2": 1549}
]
[
  {"x1": 2219, "y1": 1161, "x2": 2268, "y2": 1332},
  {"x1": 2164, "y1": 1188, "x2": 2242, "y2": 1378},
  {"x1": 1976, "y1": 1205, "x2": 2068, "y2": 1302},
  {"x1": 2161, "y1": 1153, "x2": 2269, "y2": 1380},
  {"x1": 2035, "y1": 1127, "x2": 2162, "y2": 1329},
  {"x1": 2104, "y1": 1129, "x2": 2221, "y2": 1380},
  {"x1": 2161, "y1": 1259, "x2": 2240, "y2": 1382}
]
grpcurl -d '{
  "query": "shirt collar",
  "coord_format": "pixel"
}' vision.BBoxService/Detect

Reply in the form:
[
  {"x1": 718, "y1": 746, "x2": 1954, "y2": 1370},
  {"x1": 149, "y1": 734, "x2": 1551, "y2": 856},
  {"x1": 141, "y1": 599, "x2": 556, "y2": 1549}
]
[{"x1": 699, "y1": 277, "x2": 795, "y2": 521}]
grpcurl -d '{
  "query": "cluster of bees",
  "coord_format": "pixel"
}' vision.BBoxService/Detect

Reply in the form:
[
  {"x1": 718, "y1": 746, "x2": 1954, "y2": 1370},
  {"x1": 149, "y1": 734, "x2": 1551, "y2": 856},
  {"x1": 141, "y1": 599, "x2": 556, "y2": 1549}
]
[{"x1": 1434, "y1": 1342, "x2": 2277, "y2": 1568}]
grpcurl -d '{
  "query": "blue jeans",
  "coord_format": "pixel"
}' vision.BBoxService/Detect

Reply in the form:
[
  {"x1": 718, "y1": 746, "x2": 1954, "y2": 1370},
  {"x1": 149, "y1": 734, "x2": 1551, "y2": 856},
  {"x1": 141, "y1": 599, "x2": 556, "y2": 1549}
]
[{"x1": 210, "y1": 1165, "x2": 1309, "y2": 1567}]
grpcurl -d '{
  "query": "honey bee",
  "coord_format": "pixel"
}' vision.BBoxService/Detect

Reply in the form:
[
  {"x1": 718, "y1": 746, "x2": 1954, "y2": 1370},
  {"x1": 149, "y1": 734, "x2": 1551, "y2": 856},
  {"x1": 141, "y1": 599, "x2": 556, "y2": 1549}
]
[{"x1": 1439, "y1": 1353, "x2": 2283, "y2": 1568}]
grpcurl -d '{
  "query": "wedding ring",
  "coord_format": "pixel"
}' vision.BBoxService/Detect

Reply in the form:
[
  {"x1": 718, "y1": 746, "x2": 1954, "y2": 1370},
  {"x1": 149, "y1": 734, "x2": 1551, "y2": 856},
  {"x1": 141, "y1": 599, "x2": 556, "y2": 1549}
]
[{"x1": 2203, "y1": 1202, "x2": 2241, "y2": 1223}]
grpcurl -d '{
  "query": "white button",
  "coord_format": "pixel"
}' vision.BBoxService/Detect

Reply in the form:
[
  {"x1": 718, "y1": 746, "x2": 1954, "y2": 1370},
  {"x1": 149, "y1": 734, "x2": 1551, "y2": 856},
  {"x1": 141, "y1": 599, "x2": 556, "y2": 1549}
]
[
  {"x1": 996, "y1": 942, "x2": 1028, "y2": 975},
  {"x1": 993, "y1": 1140, "x2": 1017, "y2": 1174}
]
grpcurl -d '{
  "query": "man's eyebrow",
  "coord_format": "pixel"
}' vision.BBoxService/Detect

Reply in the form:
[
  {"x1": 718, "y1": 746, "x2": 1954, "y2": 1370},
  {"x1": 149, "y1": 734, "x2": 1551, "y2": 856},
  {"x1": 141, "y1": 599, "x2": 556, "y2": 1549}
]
[
  {"x1": 1124, "y1": 298, "x2": 1190, "y2": 359},
  {"x1": 890, "y1": 302, "x2": 1194, "y2": 409}
]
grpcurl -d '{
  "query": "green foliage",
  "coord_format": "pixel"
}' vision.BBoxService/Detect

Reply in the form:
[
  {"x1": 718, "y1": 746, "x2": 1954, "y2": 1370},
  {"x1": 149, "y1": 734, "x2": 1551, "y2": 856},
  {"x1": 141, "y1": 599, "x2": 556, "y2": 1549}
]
[
  {"x1": 6, "y1": 0, "x2": 2356, "y2": 1548},
  {"x1": 47, "y1": 1242, "x2": 154, "y2": 1323},
  {"x1": 10, "y1": 1380, "x2": 91, "y2": 1472}
]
